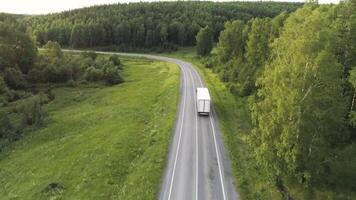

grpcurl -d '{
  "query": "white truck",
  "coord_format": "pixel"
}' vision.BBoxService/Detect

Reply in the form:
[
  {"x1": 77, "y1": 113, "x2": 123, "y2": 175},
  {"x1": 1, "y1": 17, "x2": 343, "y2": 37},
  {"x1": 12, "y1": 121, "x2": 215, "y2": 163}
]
[{"x1": 196, "y1": 87, "x2": 211, "y2": 115}]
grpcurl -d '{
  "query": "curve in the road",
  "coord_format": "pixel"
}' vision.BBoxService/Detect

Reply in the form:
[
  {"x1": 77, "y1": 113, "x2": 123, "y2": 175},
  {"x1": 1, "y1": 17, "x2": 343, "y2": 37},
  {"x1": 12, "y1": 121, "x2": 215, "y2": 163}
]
[{"x1": 62, "y1": 49, "x2": 238, "y2": 200}]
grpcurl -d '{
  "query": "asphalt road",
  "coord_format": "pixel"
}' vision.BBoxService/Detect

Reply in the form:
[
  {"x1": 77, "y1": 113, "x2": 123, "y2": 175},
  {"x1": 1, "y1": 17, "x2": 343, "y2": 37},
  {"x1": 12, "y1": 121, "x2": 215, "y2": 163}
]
[{"x1": 63, "y1": 49, "x2": 238, "y2": 200}]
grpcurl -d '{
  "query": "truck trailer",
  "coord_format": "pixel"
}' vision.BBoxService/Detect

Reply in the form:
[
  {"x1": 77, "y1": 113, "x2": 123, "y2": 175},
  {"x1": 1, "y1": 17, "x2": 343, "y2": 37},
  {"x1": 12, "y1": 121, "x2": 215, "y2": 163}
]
[{"x1": 196, "y1": 87, "x2": 211, "y2": 115}]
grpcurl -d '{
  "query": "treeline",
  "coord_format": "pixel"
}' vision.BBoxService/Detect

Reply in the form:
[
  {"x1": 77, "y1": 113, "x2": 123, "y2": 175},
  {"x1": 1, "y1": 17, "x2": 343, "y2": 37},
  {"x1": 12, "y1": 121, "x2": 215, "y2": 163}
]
[
  {"x1": 20, "y1": 1, "x2": 302, "y2": 50},
  {"x1": 0, "y1": 14, "x2": 124, "y2": 146},
  {"x1": 201, "y1": 0, "x2": 356, "y2": 198}
]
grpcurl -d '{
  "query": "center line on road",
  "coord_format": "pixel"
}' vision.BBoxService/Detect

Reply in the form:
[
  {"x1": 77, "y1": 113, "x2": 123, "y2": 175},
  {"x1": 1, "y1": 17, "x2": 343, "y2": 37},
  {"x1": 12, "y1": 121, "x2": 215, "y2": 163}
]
[{"x1": 186, "y1": 67, "x2": 199, "y2": 200}]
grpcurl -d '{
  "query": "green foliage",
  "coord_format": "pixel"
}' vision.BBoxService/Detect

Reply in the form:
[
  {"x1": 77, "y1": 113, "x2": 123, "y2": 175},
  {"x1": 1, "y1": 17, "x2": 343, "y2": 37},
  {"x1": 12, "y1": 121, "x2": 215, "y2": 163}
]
[
  {"x1": 270, "y1": 11, "x2": 288, "y2": 39},
  {"x1": 21, "y1": 95, "x2": 46, "y2": 126},
  {"x1": 85, "y1": 66, "x2": 102, "y2": 82},
  {"x1": 249, "y1": 6, "x2": 348, "y2": 187},
  {"x1": 41, "y1": 64, "x2": 72, "y2": 83},
  {"x1": 0, "y1": 18, "x2": 37, "y2": 74},
  {"x1": 350, "y1": 67, "x2": 356, "y2": 89},
  {"x1": 196, "y1": 26, "x2": 213, "y2": 56},
  {"x1": 216, "y1": 20, "x2": 247, "y2": 62},
  {"x1": 0, "y1": 112, "x2": 13, "y2": 139},
  {"x1": 245, "y1": 18, "x2": 271, "y2": 71},
  {"x1": 102, "y1": 63, "x2": 123, "y2": 85},
  {"x1": 214, "y1": 16, "x2": 276, "y2": 96},
  {"x1": 21, "y1": 2, "x2": 302, "y2": 50},
  {"x1": 349, "y1": 67, "x2": 356, "y2": 127},
  {"x1": 43, "y1": 41, "x2": 63, "y2": 59},
  {"x1": 4, "y1": 67, "x2": 27, "y2": 89},
  {"x1": 109, "y1": 55, "x2": 121, "y2": 67}
]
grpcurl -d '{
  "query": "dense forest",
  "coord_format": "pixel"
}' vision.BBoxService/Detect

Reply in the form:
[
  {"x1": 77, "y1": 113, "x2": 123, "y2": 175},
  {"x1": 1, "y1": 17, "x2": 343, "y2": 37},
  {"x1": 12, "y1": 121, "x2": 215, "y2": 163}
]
[
  {"x1": 198, "y1": 0, "x2": 356, "y2": 198},
  {"x1": 20, "y1": 1, "x2": 302, "y2": 51}
]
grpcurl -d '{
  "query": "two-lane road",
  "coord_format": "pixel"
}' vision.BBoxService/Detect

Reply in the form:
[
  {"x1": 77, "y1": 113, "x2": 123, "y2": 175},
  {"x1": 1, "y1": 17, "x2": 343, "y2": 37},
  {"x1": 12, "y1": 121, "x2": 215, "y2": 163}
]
[{"x1": 63, "y1": 49, "x2": 238, "y2": 200}]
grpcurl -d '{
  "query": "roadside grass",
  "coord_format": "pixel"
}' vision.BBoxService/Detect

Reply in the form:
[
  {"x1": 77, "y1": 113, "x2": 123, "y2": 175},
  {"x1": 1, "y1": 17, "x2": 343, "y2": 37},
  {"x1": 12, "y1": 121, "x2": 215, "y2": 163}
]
[
  {"x1": 159, "y1": 47, "x2": 282, "y2": 200},
  {"x1": 0, "y1": 57, "x2": 179, "y2": 200}
]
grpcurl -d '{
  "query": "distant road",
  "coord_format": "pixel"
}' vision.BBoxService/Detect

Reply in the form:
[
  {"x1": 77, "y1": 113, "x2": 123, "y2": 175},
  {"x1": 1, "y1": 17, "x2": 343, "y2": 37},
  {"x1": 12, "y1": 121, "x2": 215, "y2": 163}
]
[{"x1": 62, "y1": 49, "x2": 239, "y2": 200}]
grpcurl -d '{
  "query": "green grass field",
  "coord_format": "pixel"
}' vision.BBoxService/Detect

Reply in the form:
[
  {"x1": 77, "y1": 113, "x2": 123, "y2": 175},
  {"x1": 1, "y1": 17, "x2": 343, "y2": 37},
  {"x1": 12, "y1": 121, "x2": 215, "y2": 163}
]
[{"x1": 0, "y1": 57, "x2": 179, "y2": 200}]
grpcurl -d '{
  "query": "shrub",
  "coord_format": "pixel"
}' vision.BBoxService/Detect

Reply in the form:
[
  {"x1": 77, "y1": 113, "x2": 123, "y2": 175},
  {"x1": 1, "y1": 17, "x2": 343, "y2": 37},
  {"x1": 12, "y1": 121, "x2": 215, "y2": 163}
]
[
  {"x1": 103, "y1": 64, "x2": 123, "y2": 85},
  {"x1": 44, "y1": 88, "x2": 54, "y2": 102},
  {"x1": 4, "y1": 68, "x2": 27, "y2": 89},
  {"x1": 27, "y1": 68, "x2": 42, "y2": 83},
  {"x1": 0, "y1": 112, "x2": 13, "y2": 139},
  {"x1": 56, "y1": 65, "x2": 72, "y2": 82},
  {"x1": 67, "y1": 79, "x2": 77, "y2": 87},
  {"x1": 0, "y1": 77, "x2": 8, "y2": 93},
  {"x1": 95, "y1": 56, "x2": 110, "y2": 68},
  {"x1": 85, "y1": 66, "x2": 102, "y2": 82},
  {"x1": 42, "y1": 64, "x2": 58, "y2": 83},
  {"x1": 80, "y1": 57, "x2": 95, "y2": 70},
  {"x1": 3, "y1": 88, "x2": 16, "y2": 102},
  {"x1": 43, "y1": 41, "x2": 63, "y2": 59},
  {"x1": 69, "y1": 61, "x2": 82, "y2": 81},
  {"x1": 109, "y1": 55, "x2": 121, "y2": 66},
  {"x1": 21, "y1": 95, "x2": 46, "y2": 126}
]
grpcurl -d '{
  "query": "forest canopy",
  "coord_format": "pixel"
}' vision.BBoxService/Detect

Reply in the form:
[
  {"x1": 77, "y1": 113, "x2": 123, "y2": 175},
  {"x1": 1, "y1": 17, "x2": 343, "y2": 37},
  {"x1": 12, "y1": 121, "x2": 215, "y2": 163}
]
[{"x1": 19, "y1": 1, "x2": 302, "y2": 51}]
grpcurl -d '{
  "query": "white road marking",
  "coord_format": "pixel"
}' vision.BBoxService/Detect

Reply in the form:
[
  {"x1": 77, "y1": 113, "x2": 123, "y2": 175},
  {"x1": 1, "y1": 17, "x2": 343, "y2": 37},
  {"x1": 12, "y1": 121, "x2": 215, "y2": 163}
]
[
  {"x1": 167, "y1": 64, "x2": 188, "y2": 200},
  {"x1": 209, "y1": 115, "x2": 227, "y2": 200},
  {"x1": 186, "y1": 67, "x2": 200, "y2": 200}
]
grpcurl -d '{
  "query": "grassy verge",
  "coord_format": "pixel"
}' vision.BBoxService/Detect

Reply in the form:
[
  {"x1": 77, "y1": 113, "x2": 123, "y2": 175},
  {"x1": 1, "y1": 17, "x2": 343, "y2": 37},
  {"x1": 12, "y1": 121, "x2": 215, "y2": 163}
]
[
  {"x1": 159, "y1": 47, "x2": 282, "y2": 200},
  {"x1": 0, "y1": 57, "x2": 179, "y2": 200}
]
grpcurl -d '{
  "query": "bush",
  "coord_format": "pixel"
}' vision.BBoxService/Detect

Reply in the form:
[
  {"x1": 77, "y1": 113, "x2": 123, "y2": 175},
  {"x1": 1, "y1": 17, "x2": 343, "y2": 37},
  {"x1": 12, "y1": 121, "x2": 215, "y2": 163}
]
[
  {"x1": 56, "y1": 65, "x2": 72, "y2": 82},
  {"x1": 21, "y1": 95, "x2": 46, "y2": 126},
  {"x1": 4, "y1": 68, "x2": 27, "y2": 89},
  {"x1": 80, "y1": 57, "x2": 95, "y2": 70},
  {"x1": 66, "y1": 59, "x2": 82, "y2": 81},
  {"x1": 43, "y1": 41, "x2": 63, "y2": 59},
  {"x1": 41, "y1": 64, "x2": 72, "y2": 83},
  {"x1": 3, "y1": 88, "x2": 16, "y2": 102},
  {"x1": 27, "y1": 68, "x2": 42, "y2": 83},
  {"x1": 109, "y1": 55, "x2": 121, "y2": 66},
  {"x1": 42, "y1": 64, "x2": 58, "y2": 83},
  {"x1": 103, "y1": 64, "x2": 123, "y2": 85},
  {"x1": 0, "y1": 113, "x2": 13, "y2": 139},
  {"x1": 0, "y1": 77, "x2": 8, "y2": 94},
  {"x1": 45, "y1": 87, "x2": 55, "y2": 102},
  {"x1": 67, "y1": 79, "x2": 77, "y2": 87},
  {"x1": 95, "y1": 56, "x2": 110, "y2": 68},
  {"x1": 85, "y1": 66, "x2": 102, "y2": 82}
]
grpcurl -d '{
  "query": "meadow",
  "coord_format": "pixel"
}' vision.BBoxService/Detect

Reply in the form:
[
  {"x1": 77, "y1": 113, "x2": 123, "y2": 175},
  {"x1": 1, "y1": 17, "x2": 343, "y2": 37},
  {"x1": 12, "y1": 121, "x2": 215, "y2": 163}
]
[{"x1": 0, "y1": 57, "x2": 179, "y2": 200}]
